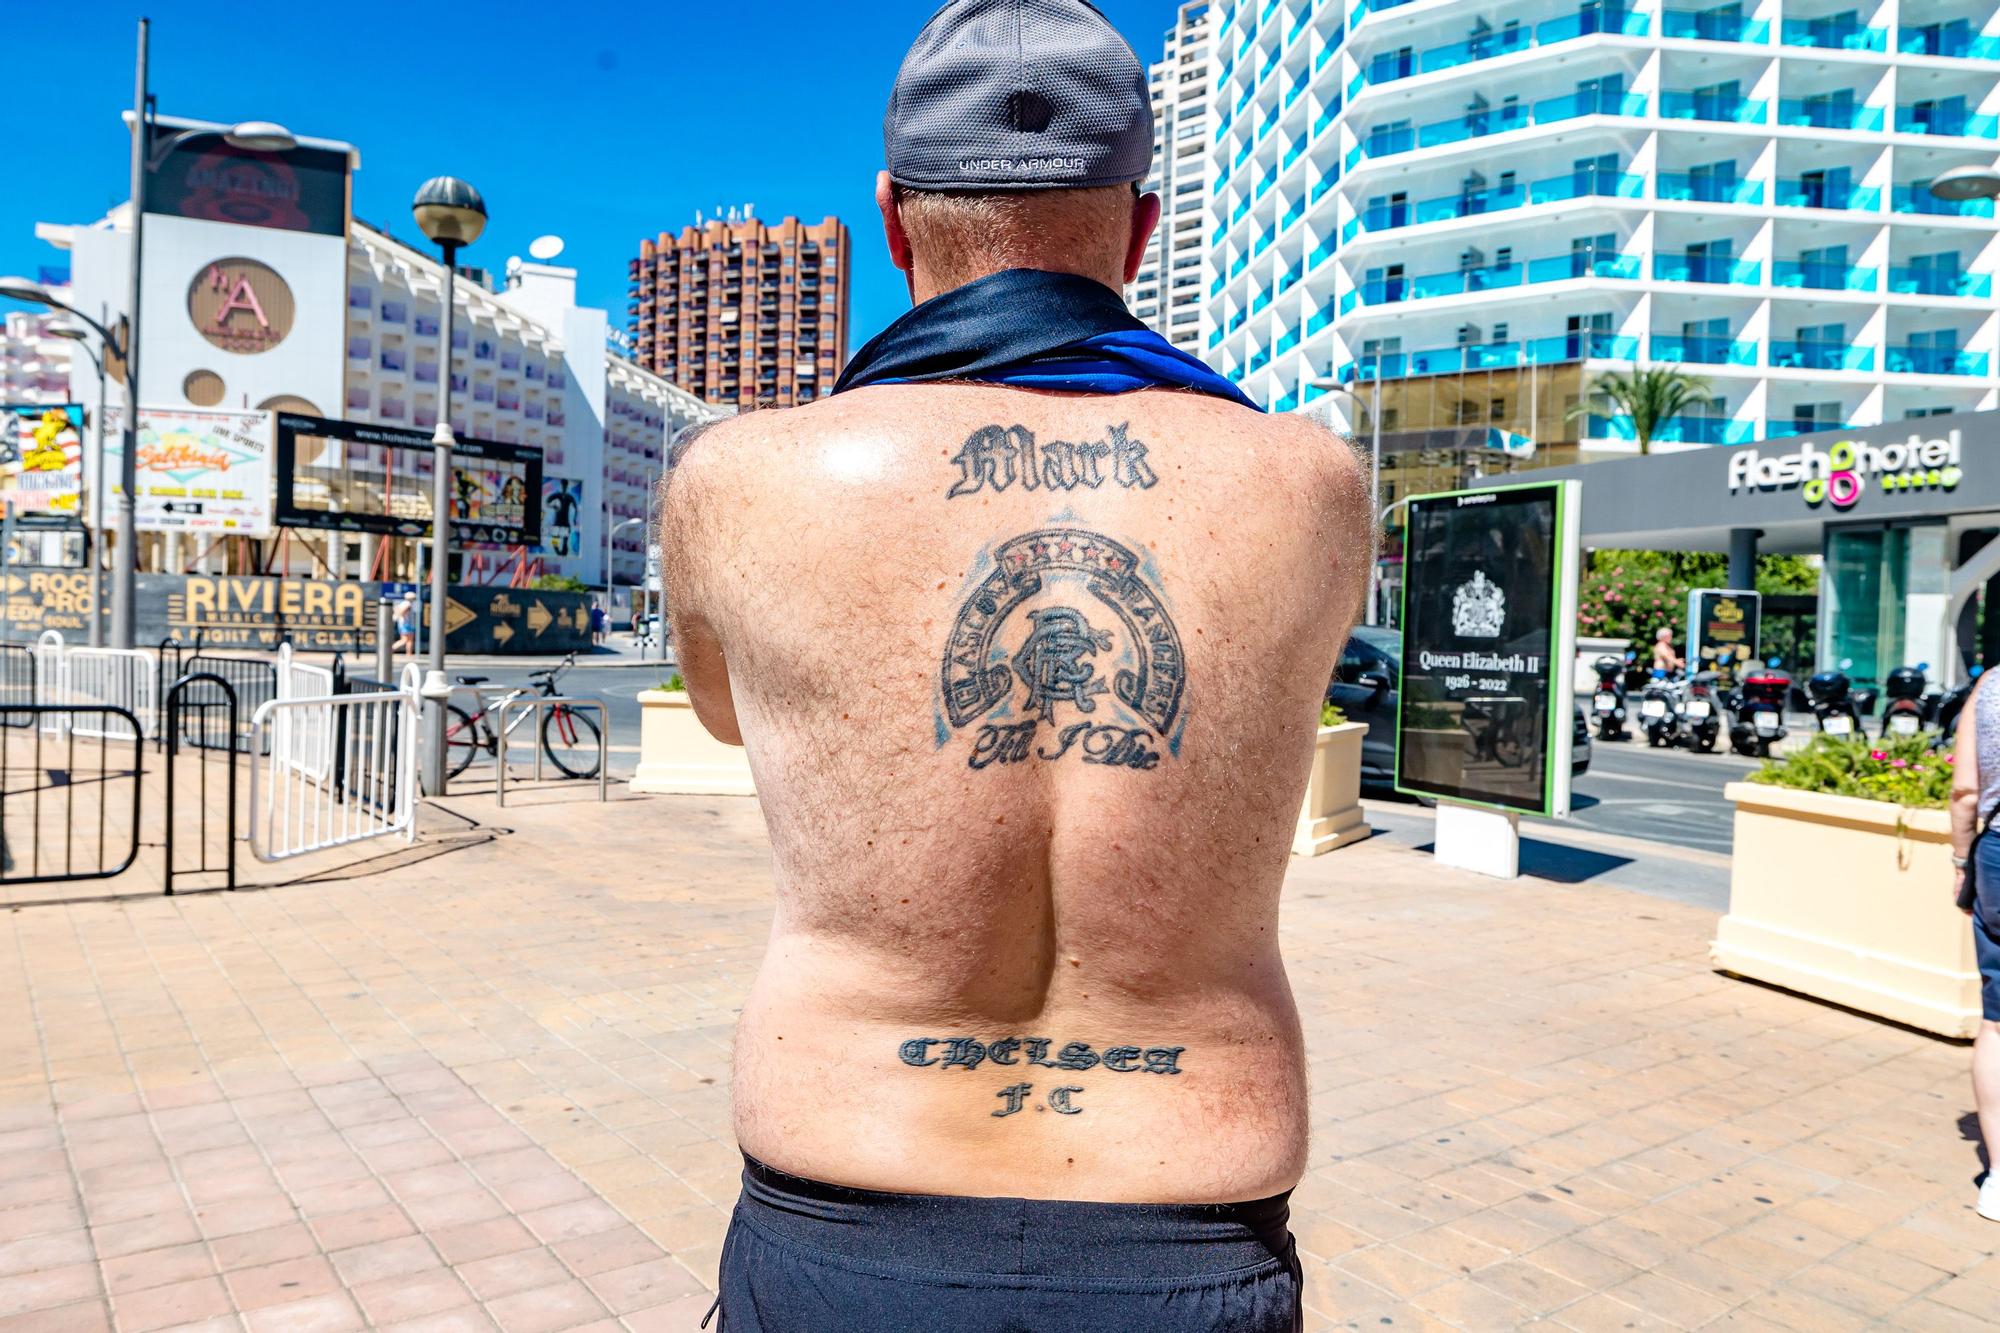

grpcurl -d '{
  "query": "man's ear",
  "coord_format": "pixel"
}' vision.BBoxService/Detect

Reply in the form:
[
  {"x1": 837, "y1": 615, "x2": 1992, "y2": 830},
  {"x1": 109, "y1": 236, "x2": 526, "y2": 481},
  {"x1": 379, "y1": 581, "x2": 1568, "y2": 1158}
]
[
  {"x1": 878, "y1": 171, "x2": 914, "y2": 276},
  {"x1": 1123, "y1": 190, "x2": 1162, "y2": 286}
]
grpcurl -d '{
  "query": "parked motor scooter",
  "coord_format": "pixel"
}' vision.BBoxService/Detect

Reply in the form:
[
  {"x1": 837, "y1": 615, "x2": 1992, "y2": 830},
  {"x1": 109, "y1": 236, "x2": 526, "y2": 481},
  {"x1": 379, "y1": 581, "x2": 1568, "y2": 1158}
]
[
  {"x1": 1880, "y1": 663, "x2": 1933, "y2": 738},
  {"x1": 1683, "y1": 671, "x2": 1723, "y2": 752},
  {"x1": 1731, "y1": 661, "x2": 1791, "y2": 757},
  {"x1": 1638, "y1": 669, "x2": 1683, "y2": 748},
  {"x1": 1806, "y1": 667, "x2": 1863, "y2": 737},
  {"x1": 1591, "y1": 655, "x2": 1630, "y2": 740},
  {"x1": 1938, "y1": 664, "x2": 1986, "y2": 745}
]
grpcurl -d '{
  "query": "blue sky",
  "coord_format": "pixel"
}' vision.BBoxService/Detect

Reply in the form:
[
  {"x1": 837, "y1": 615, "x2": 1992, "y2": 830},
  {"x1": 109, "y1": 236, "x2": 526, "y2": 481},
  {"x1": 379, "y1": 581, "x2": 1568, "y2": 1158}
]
[{"x1": 5, "y1": 0, "x2": 1180, "y2": 353}]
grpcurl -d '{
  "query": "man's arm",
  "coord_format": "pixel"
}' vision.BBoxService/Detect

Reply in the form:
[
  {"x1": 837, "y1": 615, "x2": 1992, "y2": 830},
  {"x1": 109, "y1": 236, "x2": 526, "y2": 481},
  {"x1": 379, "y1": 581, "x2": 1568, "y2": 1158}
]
[{"x1": 659, "y1": 420, "x2": 743, "y2": 746}]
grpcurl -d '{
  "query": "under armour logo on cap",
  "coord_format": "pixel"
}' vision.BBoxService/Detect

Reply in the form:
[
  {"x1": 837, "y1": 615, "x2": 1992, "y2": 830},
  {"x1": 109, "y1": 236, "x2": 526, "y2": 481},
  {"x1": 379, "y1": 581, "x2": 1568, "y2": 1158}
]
[{"x1": 885, "y1": 0, "x2": 1155, "y2": 191}]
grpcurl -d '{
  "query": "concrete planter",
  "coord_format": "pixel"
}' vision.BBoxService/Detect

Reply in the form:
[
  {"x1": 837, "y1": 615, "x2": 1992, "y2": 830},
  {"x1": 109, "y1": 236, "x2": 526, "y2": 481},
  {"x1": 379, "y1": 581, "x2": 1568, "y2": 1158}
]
[
  {"x1": 1712, "y1": 782, "x2": 1980, "y2": 1039},
  {"x1": 1293, "y1": 722, "x2": 1370, "y2": 856},
  {"x1": 629, "y1": 690, "x2": 757, "y2": 797}
]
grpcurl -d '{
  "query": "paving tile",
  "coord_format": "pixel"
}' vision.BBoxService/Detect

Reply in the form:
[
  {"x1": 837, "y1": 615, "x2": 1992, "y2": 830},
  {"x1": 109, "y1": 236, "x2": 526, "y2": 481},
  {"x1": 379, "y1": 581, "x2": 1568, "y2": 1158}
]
[
  {"x1": 224, "y1": 1254, "x2": 341, "y2": 1312},
  {"x1": 349, "y1": 1268, "x2": 474, "y2": 1325},
  {"x1": 107, "y1": 1275, "x2": 229, "y2": 1333},
  {"x1": 97, "y1": 1241, "x2": 214, "y2": 1296},
  {"x1": 457, "y1": 1248, "x2": 571, "y2": 1302},
  {"x1": 484, "y1": 1280, "x2": 611, "y2": 1333}
]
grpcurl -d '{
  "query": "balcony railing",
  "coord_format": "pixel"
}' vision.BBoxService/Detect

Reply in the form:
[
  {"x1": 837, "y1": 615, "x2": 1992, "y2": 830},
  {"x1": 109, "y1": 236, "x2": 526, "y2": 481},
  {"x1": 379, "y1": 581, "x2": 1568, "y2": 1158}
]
[
  {"x1": 1887, "y1": 267, "x2": 1993, "y2": 298},
  {"x1": 1885, "y1": 346, "x2": 1990, "y2": 376},
  {"x1": 1355, "y1": 253, "x2": 1640, "y2": 306},
  {"x1": 1661, "y1": 10, "x2": 1769, "y2": 43},
  {"x1": 1659, "y1": 91, "x2": 1767, "y2": 124},
  {"x1": 1356, "y1": 90, "x2": 1644, "y2": 162},
  {"x1": 1895, "y1": 108, "x2": 2000, "y2": 140},
  {"x1": 1651, "y1": 333, "x2": 1758, "y2": 365},
  {"x1": 1341, "y1": 332, "x2": 1638, "y2": 381},
  {"x1": 1899, "y1": 27, "x2": 2000, "y2": 61},
  {"x1": 1772, "y1": 259, "x2": 1879, "y2": 291},
  {"x1": 1780, "y1": 18, "x2": 1887, "y2": 51},
  {"x1": 1774, "y1": 179, "x2": 1882, "y2": 211},
  {"x1": 1766, "y1": 420, "x2": 1853, "y2": 439},
  {"x1": 1776, "y1": 99, "x2": 1885, "y2": 132},
  {"x1": 1352, "y1": 169, "x2": 1643, "y2": 236},
  {"x1": 1893, "y1": 184, "x2": 1996, "y2": 217},
  {"x1": 1768, "y1": 341, "x2": 1875, "y2": 371},
  {"x1": 1589, "y1": 414, "x2": 1757, "y2": 445},
  {"x1": 1653, "y1": 255, "x2": 1762, "y2": 286},
  {"x1": 1657, "y1": 173, "x2": 1764, "y2": 205}
]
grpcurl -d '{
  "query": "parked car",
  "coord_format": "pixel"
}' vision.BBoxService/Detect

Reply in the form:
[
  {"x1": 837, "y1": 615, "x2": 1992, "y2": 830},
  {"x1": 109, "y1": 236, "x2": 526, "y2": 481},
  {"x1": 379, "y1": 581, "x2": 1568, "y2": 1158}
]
[{"x1": 1327, "y1": 625, "x2": 1592, "y2": 789}]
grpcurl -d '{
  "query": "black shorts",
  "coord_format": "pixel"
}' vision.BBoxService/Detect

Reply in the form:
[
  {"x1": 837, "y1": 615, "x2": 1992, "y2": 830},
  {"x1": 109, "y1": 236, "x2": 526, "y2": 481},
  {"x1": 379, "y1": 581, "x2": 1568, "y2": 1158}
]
[{"x1": 712, "y1": 1153, "x2": 1303, "y2": 1332}]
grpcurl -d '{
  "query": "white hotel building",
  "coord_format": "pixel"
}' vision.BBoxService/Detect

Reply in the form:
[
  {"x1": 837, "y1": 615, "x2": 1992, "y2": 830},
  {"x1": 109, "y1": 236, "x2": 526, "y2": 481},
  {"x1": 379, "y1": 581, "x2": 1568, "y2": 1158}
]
[
  {"x1": 1204, "y1": 0, "x2": 2000, "y2": 457},
  {"x1": 1130, "y1": 1, "x2": 1219, "y2": 352}
]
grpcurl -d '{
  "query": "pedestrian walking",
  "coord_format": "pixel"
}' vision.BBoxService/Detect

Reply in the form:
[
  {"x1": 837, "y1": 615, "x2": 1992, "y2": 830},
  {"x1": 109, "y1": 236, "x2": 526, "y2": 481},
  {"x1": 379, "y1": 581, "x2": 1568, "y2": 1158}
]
[
  {"x1": 393, "y1": 591, "x2": 417, "y2": 656},
  {"x1": 589, "y1": 599, "x2": 607, "y2": 647},
  {"x1": 1950, "y1": 670, "x2": 2000, "y2": 1222}
]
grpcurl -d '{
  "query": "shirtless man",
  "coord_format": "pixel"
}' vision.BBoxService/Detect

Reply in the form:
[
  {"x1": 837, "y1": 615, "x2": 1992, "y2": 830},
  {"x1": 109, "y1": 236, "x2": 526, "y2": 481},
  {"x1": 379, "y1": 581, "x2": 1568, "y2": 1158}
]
[
  {"x1": 663, "y1": 3, "x2": 1370, "y2": 1327},
  {"x1": 1652, "y1": 625, "x2": 1684, "y2": 674}
]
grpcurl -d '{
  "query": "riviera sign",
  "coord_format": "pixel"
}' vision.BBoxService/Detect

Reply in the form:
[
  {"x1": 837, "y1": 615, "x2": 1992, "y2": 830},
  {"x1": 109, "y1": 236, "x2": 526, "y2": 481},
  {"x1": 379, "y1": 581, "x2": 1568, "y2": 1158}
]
[{"x1": 1726, "y1": 430, "x2": 1963, "y2": 510}]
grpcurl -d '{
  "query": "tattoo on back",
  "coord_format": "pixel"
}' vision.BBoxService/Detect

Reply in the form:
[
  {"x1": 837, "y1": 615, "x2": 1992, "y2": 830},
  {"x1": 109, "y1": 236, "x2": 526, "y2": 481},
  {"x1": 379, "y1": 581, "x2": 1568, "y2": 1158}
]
[
  {"x1": 939, "y1": 528, "x2": 1186, "y2": 771},
  {"x1": 897, "y1": 1035, "x2": 1189, "y2": 1120},
  {"x1": 947, "y1": 423, "x2": 1158, "y2": 499}
]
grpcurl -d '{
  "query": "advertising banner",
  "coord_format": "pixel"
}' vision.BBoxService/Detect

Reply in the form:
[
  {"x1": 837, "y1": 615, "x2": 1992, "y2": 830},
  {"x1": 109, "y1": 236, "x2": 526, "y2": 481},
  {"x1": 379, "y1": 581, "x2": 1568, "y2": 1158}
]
[
  {"x1": 272, "y1": 412, "x2": 541, "y2": 546},
  {"x1": 143, "y1": 127, "x2": 350, "y2": 238},
  {"x1": 1395, "y1": 480, "x2": 1582, "y2": 817},
  {"x1": 0, "y1": 404, "x2": 84, "y2": 514},
  {"x1": 1687, "y1": 588, "x2": 1761, "y2": 692},
  {"x1": 99, "y1": 406, "x2": 274, "y2": 535},
  {"x1": 538, "y1": 477, "x2": 583, "y2": 558}
]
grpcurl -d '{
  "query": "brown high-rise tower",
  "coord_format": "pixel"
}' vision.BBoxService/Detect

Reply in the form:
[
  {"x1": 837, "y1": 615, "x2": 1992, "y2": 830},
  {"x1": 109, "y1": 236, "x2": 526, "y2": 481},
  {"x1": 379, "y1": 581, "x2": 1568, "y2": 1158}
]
[{"x1": 629, "y1": 214, "x2": 851, "y2": 409}]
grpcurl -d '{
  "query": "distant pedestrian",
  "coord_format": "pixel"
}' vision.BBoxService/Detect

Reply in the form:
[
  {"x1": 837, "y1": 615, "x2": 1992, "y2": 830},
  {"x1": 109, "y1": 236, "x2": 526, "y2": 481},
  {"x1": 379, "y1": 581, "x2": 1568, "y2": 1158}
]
[
  {"x1": 1950, "y1": 672, "x2": 2000, "y2": 1222},
  {"x1": 589, "y1": 599, "x2": 607, "y2": 646},
  {"x1": 1650, "y1": 626, "x2": 1682, "y2": 675},
  {"x1": 393, "y1": 592, "x2": 417, "y2": 656}
]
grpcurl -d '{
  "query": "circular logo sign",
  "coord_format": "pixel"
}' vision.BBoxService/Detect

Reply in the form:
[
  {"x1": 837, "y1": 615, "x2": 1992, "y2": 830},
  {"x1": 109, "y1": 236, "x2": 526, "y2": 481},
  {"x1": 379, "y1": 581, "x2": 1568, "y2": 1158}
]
[{"x1": 187, "y1": 258, "x2": 295, "y2": 354}]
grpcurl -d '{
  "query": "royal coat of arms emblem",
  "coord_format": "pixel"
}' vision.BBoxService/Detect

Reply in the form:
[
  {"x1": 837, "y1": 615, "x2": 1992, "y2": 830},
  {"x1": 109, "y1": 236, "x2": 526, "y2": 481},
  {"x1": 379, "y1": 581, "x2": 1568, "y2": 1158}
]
[{"x1": 1450, "y1": 569, "x2": 1506, "y2": 638}]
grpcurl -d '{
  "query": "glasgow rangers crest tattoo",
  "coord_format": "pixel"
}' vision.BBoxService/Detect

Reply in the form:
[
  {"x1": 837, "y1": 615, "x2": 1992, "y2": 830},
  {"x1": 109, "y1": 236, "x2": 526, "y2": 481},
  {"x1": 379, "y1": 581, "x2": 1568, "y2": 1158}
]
[{"x1": 940, "y1": 528, "x2": 1186, "y2": 772}]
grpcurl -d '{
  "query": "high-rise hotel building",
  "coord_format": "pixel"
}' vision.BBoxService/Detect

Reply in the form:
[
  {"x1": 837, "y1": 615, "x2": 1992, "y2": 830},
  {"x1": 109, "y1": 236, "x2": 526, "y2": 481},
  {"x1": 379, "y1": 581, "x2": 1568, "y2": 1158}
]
[
  {"x1": 1206, "y1": 0, "x2": 2000, "y2": 462},
  {"x1": 629, "y1": 215, "x2": 851, "y2": 410},
  {"x1": 1130, "y1": 2, "x2": 1218, "y2": 352}
]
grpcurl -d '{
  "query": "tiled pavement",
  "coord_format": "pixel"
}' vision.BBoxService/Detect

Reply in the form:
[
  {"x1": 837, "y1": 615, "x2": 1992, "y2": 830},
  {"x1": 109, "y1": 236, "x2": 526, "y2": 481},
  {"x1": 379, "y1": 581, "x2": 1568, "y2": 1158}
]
[{"x1": 1, "y1": 785, "x2": 1997, "y2": 1330}]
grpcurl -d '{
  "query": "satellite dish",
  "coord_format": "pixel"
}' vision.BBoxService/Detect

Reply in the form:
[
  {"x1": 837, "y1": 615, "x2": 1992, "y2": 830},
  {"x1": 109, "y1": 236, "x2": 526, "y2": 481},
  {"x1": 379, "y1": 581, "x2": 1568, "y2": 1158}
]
[{"x1": 528, "y1": 235, "x2": 565, "y2": 261}]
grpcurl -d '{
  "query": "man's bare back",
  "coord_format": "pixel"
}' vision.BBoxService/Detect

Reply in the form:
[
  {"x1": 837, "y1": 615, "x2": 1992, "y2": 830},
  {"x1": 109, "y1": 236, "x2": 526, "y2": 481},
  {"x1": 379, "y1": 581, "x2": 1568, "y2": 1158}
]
[{"x1": 665, "y1": 382, "x2": 1370, "y2": 1206}]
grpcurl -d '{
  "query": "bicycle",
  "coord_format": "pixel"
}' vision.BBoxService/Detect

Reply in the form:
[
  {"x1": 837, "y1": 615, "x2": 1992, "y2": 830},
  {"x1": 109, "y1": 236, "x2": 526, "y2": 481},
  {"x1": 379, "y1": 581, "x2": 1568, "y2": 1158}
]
[{"x1": 442, "y1": 652, "x2": 602, "y2": 780}]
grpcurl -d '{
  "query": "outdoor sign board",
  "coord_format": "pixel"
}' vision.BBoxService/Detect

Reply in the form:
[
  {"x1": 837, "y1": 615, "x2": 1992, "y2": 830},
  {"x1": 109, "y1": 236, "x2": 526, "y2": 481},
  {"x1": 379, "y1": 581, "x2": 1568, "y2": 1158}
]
[
  {"x1": 538, "y1": 477, "x2": 583, "y2": 558},
  {"x1": 1394, "y1": 480, "x2": 1581, "y2": 817},
  {"x1": 99, "y1": 405, "x2": 274, "y2": 535},
  {"x1": 0, "y1": 404, "x2": 83, "y2": 514},
  {"x1": 272, "y1": 412, "x2": 542, "y2": 547},
  {"x1": 144, "y1": 127, "x2": 350, "y2": 238},
  {"x1": 1687, "y1": 588, "x2": 1761, "y2": 692}
]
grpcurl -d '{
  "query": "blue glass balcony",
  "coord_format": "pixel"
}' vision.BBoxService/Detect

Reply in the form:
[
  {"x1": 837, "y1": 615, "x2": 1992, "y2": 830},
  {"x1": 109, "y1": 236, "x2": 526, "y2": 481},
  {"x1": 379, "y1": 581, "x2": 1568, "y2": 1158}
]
[
  {"x1": 1251, "y1": 288, "x2": 1271, "y2": 314},
  {"x1": 1776, "y1": 100, "x2": 1885, "y2": 132},
  {"x1": 1529, "y1": 169, "x2": 1644, "y2": 204},
  {"x1": 1254, "y1": 168, "x2": 1277, "y2": 200},
  {"x1": 1653, "y1": 254, "x2": 1763, "y2": 285},
  {"x1": 1530, "y1": 332, "x2": 1639, "y2": 363},
  {"x1": 1306, "y1": 305, "x2": 1334, "y2": 337},
  {"x1": 1252, "y1": 226, "x2": 1274, "y2": 256},
  {"x1": 1774, "y1": 179, "x2": 1882, "y2": 211},
  {"x1": 1210, "y1": 274, "x2": 1225, "y2": 297},
  {"x1": 1418, "y1": 104, "x2": 1531, "y2": 148},
  {"x1": 1661, "y1": 11, "x2": 1770, "y2": 44},
  {"x1": 1657, "y1": 416, "x2": 1757, "y2": 446},
  {"x1": 1339, "y1": 289, "x2": 1358, "y2": 316},
  {"x1": 1780, "y1": 18, "x2": 1887, "y2": 51},
  {"x1": 1900, "y1": 27, "x2": 2000, "y2": 60},
  {"x1": 1282, "y1": 138, "x2": 1304, "y2": 171},
  {"x1": 1209, "y1": 329, "x2": 1224, "y2": 349},
  {"x1": 1281, "y1": 198, "x2": 1304, "y2": 231},
  {"x1": 1772, "y1": 259, "x2": 1878, "y2": 292},
  {"x1": 1768, "y1": 341, "x2": 1875, "y2": 372},
  {"x1": 1886, "y1": 346, "x2": 1989, "y2": 376},
  {"x1": 1420, "y1": 25, "x2": 1533, "y2": 74},
  {"x1": 1273, "y1": 391, "x2": 1299, "y2": 413},
  {"x1": 1228, "y1": 310, "x2": 1246, "y2": 332},
  {"x1": 1534, "y1": 89, "x2": 1648, "y2": 124},
  {"x1": 1247, "y1": 346, "x2": 1270, "y2": 373},
  {"x1": 1256, "y1": 108, "x2": 1279, "y2": 141},
  {"x1": 1309, "y1": 235, "x2": 1336, "y2": 268},
  {"x1": 1526, "y1": 253, "x2": 1642, "y2": 282},
  {"x1": 1895, "y1": 108, "x2": 2000, "y2": 140},
  {"x1": 1350, "y1": 170, "x2": 1641, "y2": 237},
  {"x1": 1651, "y1": 333, "x2": 1757, "y2": 365},
  {"x1": 1278, "y1": 262, "x2": 1302, "y2": 294},
  {"x1": 1657, "y1": 173, "x2": 1765, "y2": 205},
  {"x1": 1275, "y1": 327, "x2": 1300, "y2": 356},
  {"x1": 1284, "y1": 68, "x2": 1309, "y2": 109},
  {"x1": 1343, "y1": 333, "x2": 1638, "y2": 383},
  {"x1": 1887, "y1": 267, "x2": 1993, "y2": 298},
  {"x1": 1312, "y1": 103, "x2": 1339, "y2": 138},
  {"x1": 1893, "y1": 185, "x2": 1995, "y2": 217},
  {"x1": 1660, "y1": 91, "x2": 1768, "y2": 124},
  {"x1": 1231, "y1": 198, "x2": 1250, "y2": 223},
  {"x1": 1536, "y1": 7, "x2": 1649, "y2": 43},
  {"x1": 1311, "y1": 171, "x2": 1339, "y2": 204},
  {"x1": 1315, "y1": 35, "x2": 1340, "y2": 71}
]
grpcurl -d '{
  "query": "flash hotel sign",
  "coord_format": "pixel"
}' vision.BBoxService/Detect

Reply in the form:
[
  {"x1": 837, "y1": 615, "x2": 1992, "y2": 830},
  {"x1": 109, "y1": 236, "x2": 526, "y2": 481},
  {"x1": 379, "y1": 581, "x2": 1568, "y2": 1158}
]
[{"x1": 1727, "y1": 430, "x2": 1963, "y2": 510}]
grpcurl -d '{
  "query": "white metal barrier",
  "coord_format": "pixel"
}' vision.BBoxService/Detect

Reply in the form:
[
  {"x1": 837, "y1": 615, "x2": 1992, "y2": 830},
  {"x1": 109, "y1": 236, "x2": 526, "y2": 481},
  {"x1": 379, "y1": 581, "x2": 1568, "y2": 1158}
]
[
  {"x1": 273, "y1": 644, "x2": 337, "y2": 779},
  {"x1": 33, "y1": 632, "x2": 158, "y2": 740},
  {"x1": 248, "y1": 686, "x2": 419, "y2": 861}
]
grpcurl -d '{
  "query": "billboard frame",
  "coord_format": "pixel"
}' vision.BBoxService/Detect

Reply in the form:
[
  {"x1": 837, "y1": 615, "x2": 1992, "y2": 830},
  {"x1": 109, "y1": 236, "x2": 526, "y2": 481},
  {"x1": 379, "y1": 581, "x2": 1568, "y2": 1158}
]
[
  {"x1": 271, "y1": 412, "x2": 542, "y2": 546},
  {"x1": 1392, "y1": 478, "x2": 1582, "y2": 819}
]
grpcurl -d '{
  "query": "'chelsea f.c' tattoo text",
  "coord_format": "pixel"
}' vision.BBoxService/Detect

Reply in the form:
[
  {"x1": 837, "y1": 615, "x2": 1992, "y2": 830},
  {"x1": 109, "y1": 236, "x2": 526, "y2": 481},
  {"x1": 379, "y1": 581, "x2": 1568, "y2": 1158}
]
[
  {"x1": 898, "y1": 1036, "x2": 1189, "y2": 1120},
  {"x1": 940, "y1": 528, "x2": 1186, "y2": 772},
  {"x1": 946, "y1": 423, "x2": 1158, "y2": 499}
]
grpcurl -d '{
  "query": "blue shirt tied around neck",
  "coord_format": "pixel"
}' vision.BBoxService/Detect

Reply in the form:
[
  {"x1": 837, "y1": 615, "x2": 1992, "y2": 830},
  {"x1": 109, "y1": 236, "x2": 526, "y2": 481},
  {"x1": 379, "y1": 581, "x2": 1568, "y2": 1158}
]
[{"x1": 831, "y1": 268, "x2": 1262, "y2": 411}]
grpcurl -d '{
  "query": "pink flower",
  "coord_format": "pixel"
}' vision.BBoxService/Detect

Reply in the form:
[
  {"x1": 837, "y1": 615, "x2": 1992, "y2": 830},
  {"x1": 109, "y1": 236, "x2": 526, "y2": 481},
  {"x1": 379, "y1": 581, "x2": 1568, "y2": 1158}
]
[
  {"x1": 1890, "y1": 759, "x2": 1909, "y2": 770},
  {"x1": 1869, "y1": 750, "x2": 1887, "y2": 761}
]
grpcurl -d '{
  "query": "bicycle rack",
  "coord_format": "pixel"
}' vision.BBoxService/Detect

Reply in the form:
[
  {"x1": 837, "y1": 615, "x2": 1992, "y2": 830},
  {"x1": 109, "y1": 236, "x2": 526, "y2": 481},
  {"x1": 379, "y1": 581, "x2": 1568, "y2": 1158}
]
[{"x1": 493, "y1": 695, "x2": 609, "y2": 807}]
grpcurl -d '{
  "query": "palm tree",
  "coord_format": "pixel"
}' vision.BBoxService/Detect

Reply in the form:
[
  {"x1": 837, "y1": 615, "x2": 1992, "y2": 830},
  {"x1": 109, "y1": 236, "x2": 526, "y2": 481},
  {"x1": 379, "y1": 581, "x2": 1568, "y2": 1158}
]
[{"x1": 1567, "y1": 366, "x2": 1714, "y2": 454}]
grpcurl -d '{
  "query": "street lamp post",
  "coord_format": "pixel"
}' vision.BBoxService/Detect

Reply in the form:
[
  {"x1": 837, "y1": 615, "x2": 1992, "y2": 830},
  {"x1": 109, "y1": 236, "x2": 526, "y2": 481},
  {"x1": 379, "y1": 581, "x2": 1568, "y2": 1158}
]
[
  {"x1": 604, "y1": 515, "x2": 643, "y2": 638},
  {"x1": 1306, "y1": 372, "x2": 1385, "y2": 625},
  {"x1": 411, "y1": 177, "x2": 487, "y2": 797},
  {"x1": 45, "y1": 318, "x2": 111, "y2": 646}
]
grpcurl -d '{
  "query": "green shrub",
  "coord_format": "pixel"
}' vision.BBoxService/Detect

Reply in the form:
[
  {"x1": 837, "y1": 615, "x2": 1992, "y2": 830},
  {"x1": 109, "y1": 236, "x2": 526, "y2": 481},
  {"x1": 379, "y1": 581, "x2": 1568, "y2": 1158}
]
[
  {"x1": 529, "y1": 573, "x2": 589, "y2": 592},
  {"x1": 1320, "y1": 701, "x2": 1346, "y2": 727},
  {"x1": 662, "y1": 672, "x2": 686, "y2": 692},
  {"x1": 1748, "y1": 734, "x2": 1953, "y2": 809}
]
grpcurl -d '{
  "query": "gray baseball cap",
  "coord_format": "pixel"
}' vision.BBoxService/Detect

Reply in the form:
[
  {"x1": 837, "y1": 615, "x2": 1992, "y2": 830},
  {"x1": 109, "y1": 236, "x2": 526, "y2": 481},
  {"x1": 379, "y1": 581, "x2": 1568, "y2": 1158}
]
[{"x1": 885, "y1": 0, "x2": 1155, "y2": 192}]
